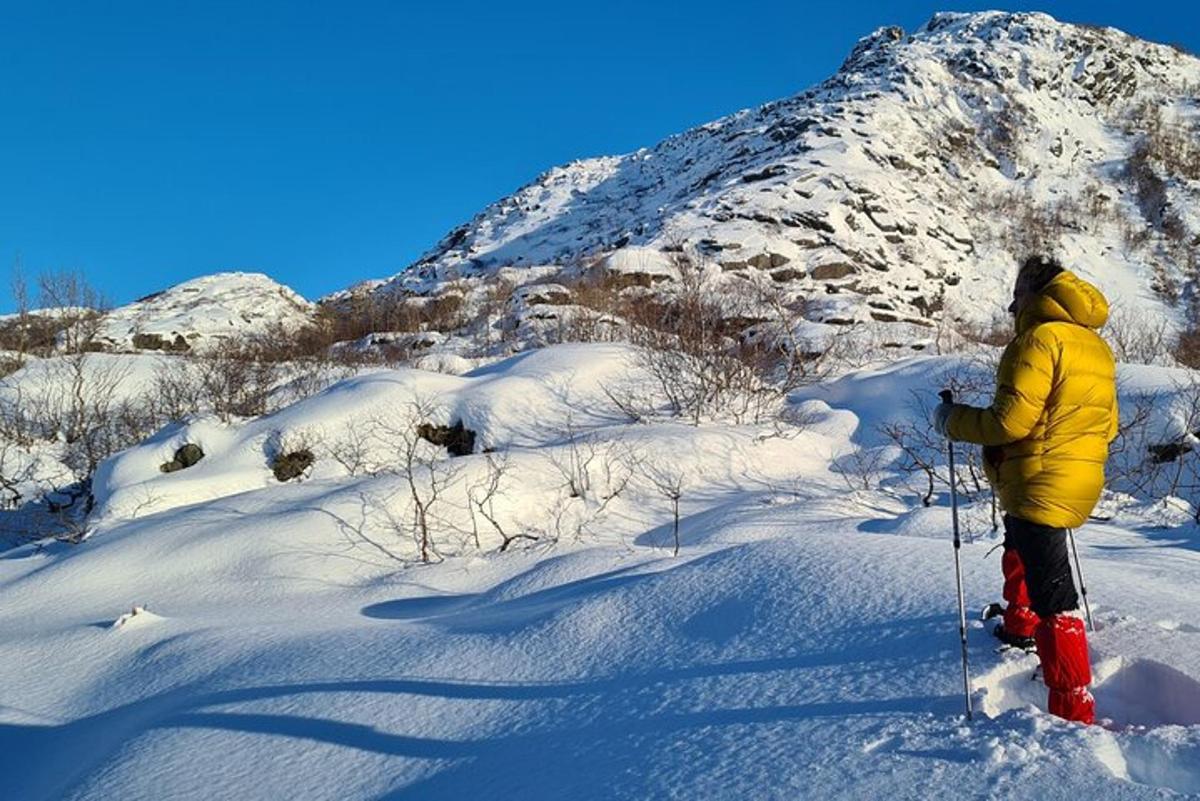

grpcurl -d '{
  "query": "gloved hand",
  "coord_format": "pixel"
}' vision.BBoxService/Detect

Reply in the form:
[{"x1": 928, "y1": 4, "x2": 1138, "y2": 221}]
[{"x1": 932, "y1": 402, "x2": 955, "y2": 437}]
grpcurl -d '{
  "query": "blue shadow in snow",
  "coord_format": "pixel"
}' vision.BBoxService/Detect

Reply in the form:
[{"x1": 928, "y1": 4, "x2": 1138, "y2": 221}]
[
  {"x1": 362, "y1": 563, "x2": 659, "y2": 633},
  {"x1": 0, "y1": 629, "x2": 965, "y2": 801},
  {"x1": 360, "y1": 594, "x2": 475, "y2": 620}
]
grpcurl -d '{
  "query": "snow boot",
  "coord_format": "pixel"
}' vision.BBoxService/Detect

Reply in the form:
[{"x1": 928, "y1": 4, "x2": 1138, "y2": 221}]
[
  {"x1": 1001, "y1": 547, "x2": 1040, "y2": 641},
  {"x1": 1034, "y1": 612, "x2": 1094, "y2": 725},
  {"x1": 992, "y1": 623, "x2": 1036, "y2": 651}
]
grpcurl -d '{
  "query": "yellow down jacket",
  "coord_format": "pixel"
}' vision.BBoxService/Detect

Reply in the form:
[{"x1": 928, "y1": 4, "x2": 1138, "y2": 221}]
[{"x1": 946, "y1": 270, "x2": 1118, "y2": 529}]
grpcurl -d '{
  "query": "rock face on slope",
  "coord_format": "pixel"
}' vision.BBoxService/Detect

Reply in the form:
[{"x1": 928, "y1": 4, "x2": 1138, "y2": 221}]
[
  {"x1": 94, "y1": 272, "x2": 315, "y2": 352},
  {"x1": 364, "y1": 11, "x2": 1200, "y2": 336}
]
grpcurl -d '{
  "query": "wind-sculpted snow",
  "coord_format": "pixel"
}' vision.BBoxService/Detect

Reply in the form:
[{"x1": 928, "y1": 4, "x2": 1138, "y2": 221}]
[
  {"x1": 2, "y1": 344, "x2": 1199, "y2": 798},
  {"x1": 90, "y1": 344, "x2": 847, "y2": 528}
]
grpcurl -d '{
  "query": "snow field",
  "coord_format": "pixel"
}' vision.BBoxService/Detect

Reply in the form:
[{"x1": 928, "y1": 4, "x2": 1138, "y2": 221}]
[{"x1": 1, "y1": 344, "x2": 1198, "y2": 799}]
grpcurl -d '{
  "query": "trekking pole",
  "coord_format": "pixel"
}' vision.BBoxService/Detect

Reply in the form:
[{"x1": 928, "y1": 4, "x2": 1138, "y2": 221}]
[
  {"x1": 940, "y1": 389, "x2": 973, "y2": 721},
  {"x1": 1066, "y1": 528, "x2": 1094, "y2": 632}
]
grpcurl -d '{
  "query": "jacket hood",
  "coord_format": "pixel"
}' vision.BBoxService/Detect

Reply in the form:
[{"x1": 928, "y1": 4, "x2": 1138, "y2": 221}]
[{"x1": 1017, "y1": 270, "x2": 1109, "y2": 333}]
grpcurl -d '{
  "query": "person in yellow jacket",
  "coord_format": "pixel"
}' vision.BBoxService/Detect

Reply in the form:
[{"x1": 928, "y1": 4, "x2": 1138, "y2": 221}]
[{"x1": 933, "y1": 255, "x2": 1118, "y2": 725}]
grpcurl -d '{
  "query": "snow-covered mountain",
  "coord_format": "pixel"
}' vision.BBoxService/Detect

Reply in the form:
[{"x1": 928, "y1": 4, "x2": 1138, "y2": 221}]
[
  {"x1": 92, "y1": 272, "x2": 314, "y2": 352},
  {"x1": 367, "y1": 11, "x2": 1200, "y2": 338}
]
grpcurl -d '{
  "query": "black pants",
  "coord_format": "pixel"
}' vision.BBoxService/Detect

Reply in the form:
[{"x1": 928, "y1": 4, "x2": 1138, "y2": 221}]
[{"x1": 1003, "y1": 514, "x2": 1079, "y2": 618}]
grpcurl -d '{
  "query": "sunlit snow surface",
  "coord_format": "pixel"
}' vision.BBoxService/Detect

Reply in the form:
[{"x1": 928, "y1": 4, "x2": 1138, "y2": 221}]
[{"x1": 2, "y1": 344, "x2": 1198, "y2": 800}]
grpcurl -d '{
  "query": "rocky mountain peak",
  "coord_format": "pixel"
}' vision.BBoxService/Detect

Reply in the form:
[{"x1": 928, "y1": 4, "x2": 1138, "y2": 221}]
[{"x1": 353, "y1": 10, "x2": 1196, "y2": 351}]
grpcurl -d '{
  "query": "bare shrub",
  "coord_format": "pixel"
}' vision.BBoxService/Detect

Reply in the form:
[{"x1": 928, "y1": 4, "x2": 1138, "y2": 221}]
[
  {"x1": 470, "y1": 278, "x2": 516, "y2": 351},
  {"x1": 832, "y1": 445, "x2": 890, "y2": 493},
  {"x1": 640, "y1": 461, "x2": 685, "y2": 556},
  {"x1": 150, "y1": 357, "x2": 207, "y2": 423},
  {"x1": 1104, "y1": 306, "x2": 1173, "y2": 365},
  {"x1": 1104, "y1": 389, "x2": 1157, "y2": 497},
  {"x1": 614, "y1": 251, "x2": 829, "y2": 425},
  {"x1": 1105, "y1": 379, "x2": 1200, "y2": 522},
  {"x1": 1124, "y1": 101, "x2": 1200, "y2": 184},
  {"x1": 952, "y1": 313, "x2": 1013, "y2": 349},
  {"x1": 351, "y1": 399, "x2": 473, "y2": 563},
  {"x1": 466, "y1": 452, "x2": 537, "y2": 552},
  {"x1": 1118, "y1": 104, "x2": 1199, "y2": 280},
  {"x1": 326, "y1": 422, "x2": 380, "y2": 477},
  {"x1": 316, "y1": 286, "x2": 471, "y2": 346},
  {"x1": 978, "y1": 101, "x2": 1030, "y2": 173},
  {"x1": 877, "y1": 366, "x2": 995, "y2": 537},
  {"x1": 196, "y1": 338, "x2": 282, "y2": 422},
  {"x1": 0, "y1": 271, "x2": 154, "y2": 479},
  {"x1": 36, "y1": 269, "x2": 109, "y2": 354},
  {"x1": 979, "y1": 190, "x2": 1073, "y2": 257},
  {"x1": 1173, "y1": 326, "x2": 1200, "y2": 370},
  {"x1": 0, "y1": 439, "x2": 36, "y2": 510},
  {"x1": 1126, "y1": 139, "x2": 1173, "y2": 233},
  {"x1": 0, "y1": 262, "x2": 34, "y2": 364},
  {"x1": 540, "y1": 417, "x2": 639, "y2": 542}
]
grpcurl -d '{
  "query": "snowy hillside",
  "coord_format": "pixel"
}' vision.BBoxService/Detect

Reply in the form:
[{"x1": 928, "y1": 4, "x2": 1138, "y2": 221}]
[
  {"x1": 92, "y1": 272, "x2": 314, "y2": 352},
  {"x1": 365, "y1": 11, "x2": 1200, "y2": 343},
  {"x1": 2, "y1": 345, "x2": 1199, "y2": 799}
]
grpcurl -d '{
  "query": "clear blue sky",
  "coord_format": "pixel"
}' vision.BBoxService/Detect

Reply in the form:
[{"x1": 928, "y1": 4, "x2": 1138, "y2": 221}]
[{"x1": 1, "y1": 1, "x2": 1196, "y2": 311}]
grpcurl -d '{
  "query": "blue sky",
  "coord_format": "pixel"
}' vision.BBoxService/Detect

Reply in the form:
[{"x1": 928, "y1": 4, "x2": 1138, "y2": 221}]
[{"x1": 1, "y1": 1, "x2": 1197, "y2": 311}]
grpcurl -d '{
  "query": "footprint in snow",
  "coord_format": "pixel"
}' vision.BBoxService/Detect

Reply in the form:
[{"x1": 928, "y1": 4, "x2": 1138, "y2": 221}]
[{"x1": 974, "y1": 648, "x2": 1200, "y2": 795}]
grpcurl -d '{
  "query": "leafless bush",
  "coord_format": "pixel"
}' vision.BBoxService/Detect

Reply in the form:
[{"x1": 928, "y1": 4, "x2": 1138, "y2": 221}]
[
  {"x1": 546, "y1": 427, "x2": 637, "y2": 509},
  {"x1": 615, "y1": 251, "x2": 829, "y2": 425},
  {"x1": 0, "y1": 440, "x2": 36, "y2": 510},
  {"x1": 360, "y1": 403, "x2": 467, "y2": 563},
  {"x1": 63, "y1": 395, "x2": 159, "y2": 481},
  {"x1": 876, "y1": 368, "x2": 994, "y2": 536},
  {"x1": 1105, "y1": 306, "x2": 1173, "y2": 365},
  {"x1": 922, "y1": 115, "x2": 978, "y2": 170},
  {"x1": 832, "y1": 445, "x2": 890, "y2": 493},
  {"x1": 541, "y1": 418, "x2": 639, "y2": 542},
  {"x1": 0, "y1": 271, "x2": 155, "y2": 479},
  {"x1": 640, "y1": 461, "x2": 685, "y2": 556},
  {"x1": 978, "y1": 101, "x2": 1030, "y2": 172},
  {"x1": 952, "y1": 313, "x2": 1013, "y2": 349},
  {"x1": 469, "y1": 278, "x2": 516, "y2": 351},
  {"x1": 316, "y1": 287, "x2": 471, "y2": 346},
  {"x1": 149, "y1": 356, "x2": 207, "y2": 422},
  {"x1": 1173, "y1": 326, "x2": 1200, "y2": 370},
  {"x1": 334, "y1": 399, "x2": 525, "y2": 561},
  {"x1": 36, "y1": 269, "x2": 109, "y2": 354},
  {"x1": 979, "y1": 190, "x2": 1075, "y2": 257},
  {"x1": 0, "y1": 262, "x2": 37, "y2": 363},
  {"x1": 1118, "y1": 105, "x2": 1199, "y2": 274},
  {"x1": 196, "y1": 338, "x2": 282, "y2": 422},
  {"x1": 325, "y1": 422, "x2": 380, "y2": 477},
  {"x1": 466, "y1": 452, "x2": 537, "y2": 552},
  {"x1": 1105, "y1": 379, "x2": 1200, "y2": 521},
  {"x1": 1126, "y1": 139, "x2": 1174, "y2": 234},
  {"x1": 43, "y1": 483, "x2": 95, "y2": 543},
  {"x1": 1124, "y1": 101, "x2": 1200, "y2": 184},
  {"x1": 1104, "y1": 389, "x2": 1158, "y2": 497}
]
